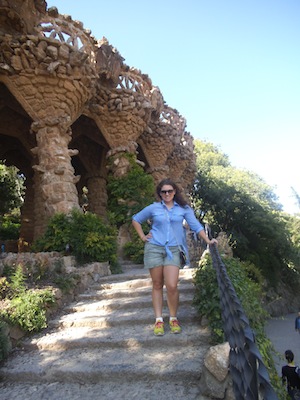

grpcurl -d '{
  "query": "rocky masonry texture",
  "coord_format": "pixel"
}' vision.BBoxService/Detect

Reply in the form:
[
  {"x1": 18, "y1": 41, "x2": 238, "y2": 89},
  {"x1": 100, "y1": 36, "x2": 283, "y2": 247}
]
[{"x1": 0, "y1": 0, "x2": 197, "y2": 249}]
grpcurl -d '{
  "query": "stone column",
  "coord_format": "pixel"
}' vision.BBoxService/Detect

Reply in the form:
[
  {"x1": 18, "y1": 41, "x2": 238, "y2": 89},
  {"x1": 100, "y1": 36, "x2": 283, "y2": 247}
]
[
  {"x1": 86, "y1": 175, "x2": 108, "y2": 218},
  {"x1": 106, "y1": 141, "x2": 139, "y2": 178},
  {"x1": 31, "y1": 118, "x2": 80, "y2": 238}
]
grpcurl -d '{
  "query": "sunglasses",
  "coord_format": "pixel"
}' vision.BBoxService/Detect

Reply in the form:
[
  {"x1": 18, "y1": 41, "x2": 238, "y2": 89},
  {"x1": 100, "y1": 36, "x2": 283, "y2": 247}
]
[{"x1": 160, "y1": 189, "x2": 174, "y2": 194}]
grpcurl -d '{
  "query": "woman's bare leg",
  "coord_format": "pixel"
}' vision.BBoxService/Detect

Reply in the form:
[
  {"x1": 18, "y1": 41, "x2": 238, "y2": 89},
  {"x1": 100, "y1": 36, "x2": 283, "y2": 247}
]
[
  {"x1": 149, "y1": 266, "x2": 164, "y2": 318},
  {"x1": 163, "y1": 265, "x2": 180, "y2": 317}
]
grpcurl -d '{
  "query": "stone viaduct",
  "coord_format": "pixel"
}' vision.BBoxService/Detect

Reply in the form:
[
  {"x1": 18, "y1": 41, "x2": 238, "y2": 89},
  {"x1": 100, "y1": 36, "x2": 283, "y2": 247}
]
[{"x1": 0, "y1": 0, "x2": 197, "y2": 249}]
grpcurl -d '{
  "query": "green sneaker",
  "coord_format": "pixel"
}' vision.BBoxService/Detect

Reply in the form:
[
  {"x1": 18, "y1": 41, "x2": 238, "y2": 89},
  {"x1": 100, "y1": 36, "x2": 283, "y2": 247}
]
[
  {"x1": 169, "y1": 319, "x2": 181, "y2": 334},
  {"x1": 154, "y1": 321, "x2": 165, "y2": 336}
]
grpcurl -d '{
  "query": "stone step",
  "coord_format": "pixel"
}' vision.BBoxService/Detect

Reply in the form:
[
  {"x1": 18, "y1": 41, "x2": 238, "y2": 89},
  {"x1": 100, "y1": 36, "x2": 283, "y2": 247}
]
[
  {"x1": 0, "y1": 265, "x2": 212, "y2": 400},
  {"x1": 67, "y1": 289, "x2": 195, "y2": 313},
  {"x1": 89, "y1": 277, "x2": 194, "y2": 290},
  {"x1": 80, "y1": 269, "x2": 195, "y2": 306},
  {"x1": 79, "y1": 280, "x2": 194, "y2": 302},
  {"x1": 97, "y1": 267, "x2": 195, "y2": 286},
  {"x1": 48, "y1": 303, "x2": 199, "y2": 329},
  {"x1": 0, "y1": 344, "x2": 210, "y2": 385},
  {"x1": 92, "y1": 277, "x2": 152, "y2": 291},
  {"x1": 0, "y1": 380, "x2": 211, "y2": 400},
  {"x1": 120, "y1": 262, "x2": 144, "y2": 271},
  {"x1": 23, "y1": 323, "x2": 211, "y2": 351}
]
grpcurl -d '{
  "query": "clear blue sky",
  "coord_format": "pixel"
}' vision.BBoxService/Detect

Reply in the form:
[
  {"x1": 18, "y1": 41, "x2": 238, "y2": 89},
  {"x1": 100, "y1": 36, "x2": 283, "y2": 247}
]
[{"x1": 47, "y1": 0, "x2": 300, "y2": 214}]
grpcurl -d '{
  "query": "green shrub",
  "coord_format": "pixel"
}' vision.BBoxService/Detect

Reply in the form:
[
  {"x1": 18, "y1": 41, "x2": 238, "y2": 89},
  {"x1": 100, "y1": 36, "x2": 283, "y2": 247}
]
[
  {"x1": 1, "y1": 289, "x2": 55, "y2": 332},
  {"x1": 53, "y1": 275, "x2": 78, "y2": 294},
  {"x1": 107, "y1": 155, "x2": 155, "y2": 227},
  {"x1": 0, "y1": 213, "x2": 20, "y2": 240},
  {"x1": 123, "y1": 224, "x2": 149, "y2": 264},
  {"x1": 0, "y1": 277, "x2": 10, "y2": 299},
  {"x1": 32, "y1": 209, "x2": 118, "y2": 266},
  {"x1": 193, "y1": 255, "x2": 224, "y2": 342},
  {"x1": 9, "y1": 264, "x2": 26, "y2": 296},
  {"x1": 193, "y1": 254, "x2": 268, "y2": 342},
  {"x1": 70, "y1": 211, "x2": 117, "y2": 264},
  {"x1": 0, "y1": 264, "x2": 56, "y2": 333},
  {"x1": 123, "y1": 240, "x2": 144, "y2": 264},
  {"x1": 31, "y1": 213, "x2": 71, "y2": 253},
  {"x1": 107, "y1": 159, "x2": 155, "y2": 266}
]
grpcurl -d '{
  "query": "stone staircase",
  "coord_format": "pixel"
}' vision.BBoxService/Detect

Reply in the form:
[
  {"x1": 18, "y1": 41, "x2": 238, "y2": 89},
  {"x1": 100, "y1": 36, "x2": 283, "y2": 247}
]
[{"x1": 0, "y1": 267, "x2": 212, "y2": 400}]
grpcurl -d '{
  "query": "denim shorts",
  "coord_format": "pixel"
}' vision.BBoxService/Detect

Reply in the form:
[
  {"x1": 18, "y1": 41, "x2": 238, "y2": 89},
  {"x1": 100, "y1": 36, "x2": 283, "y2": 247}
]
[{"x1": 144, "y1": 242, "x2": 181, "y2": 269}]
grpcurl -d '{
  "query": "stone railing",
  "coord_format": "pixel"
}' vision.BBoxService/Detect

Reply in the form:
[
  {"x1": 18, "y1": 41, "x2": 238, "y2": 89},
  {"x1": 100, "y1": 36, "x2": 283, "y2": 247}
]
[
  {"x1": 160, "y1": 106, "x2": 187, "y2": 134},
  {"x1": 116, "y1": 67, "x2": 153, "y2": 97},
  {"x1": 37, "y1": 7, "x2": 98, "y2": 64}
]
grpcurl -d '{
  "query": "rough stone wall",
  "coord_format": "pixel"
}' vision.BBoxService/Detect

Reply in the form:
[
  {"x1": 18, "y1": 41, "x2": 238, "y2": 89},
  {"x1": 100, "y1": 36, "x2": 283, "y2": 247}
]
[
  {"x1": 0, "y1": 2, "x2": 198, "y2": 248},
  {"x1": 0, "y1": 0, "x2": 47, "y2": 35}
]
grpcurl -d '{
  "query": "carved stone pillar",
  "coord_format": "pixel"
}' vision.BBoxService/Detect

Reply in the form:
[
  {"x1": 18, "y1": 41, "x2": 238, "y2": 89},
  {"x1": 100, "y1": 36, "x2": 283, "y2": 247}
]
[
  {"x1": 31, "y1": 118, "x2": 80, "y2": 238},
  {"x1": 87, "y1": 175, "x2": 108, "y2": 218},
  {"x1": 106, "y1": 141, "x2": 139, "y2": 178}
]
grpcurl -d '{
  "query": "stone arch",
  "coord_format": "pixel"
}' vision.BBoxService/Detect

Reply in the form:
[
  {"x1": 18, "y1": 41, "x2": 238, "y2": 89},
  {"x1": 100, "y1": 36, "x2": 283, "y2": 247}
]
[
  {"x1": 135, "y1": 144, "x2": 151, "y2": 170},
  {"x1": 0, "y1": 82, "x2": 36, "y2": 246},
  {"x1": 0, "y1": 1, "x2": 198, "y2": 254},
  {"x1": 70, "y1": 115, "x2": 110, "y2": 217}
]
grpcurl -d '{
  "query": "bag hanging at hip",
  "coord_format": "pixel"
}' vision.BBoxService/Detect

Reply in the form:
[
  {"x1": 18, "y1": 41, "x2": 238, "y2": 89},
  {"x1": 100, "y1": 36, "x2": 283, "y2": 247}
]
[{"x1": 179, "y1": 246, "x2": 187, "y2": 268}]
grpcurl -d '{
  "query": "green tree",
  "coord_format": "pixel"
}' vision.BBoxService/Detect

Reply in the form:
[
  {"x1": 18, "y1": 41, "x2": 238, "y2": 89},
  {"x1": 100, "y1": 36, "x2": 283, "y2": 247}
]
[
  {"x1": 192, "y1": 140, "x2": 298, "y2": 284},
  {"x1": 291, "y1": 186, "x2": 300, "y2": 211},
  {"x1": 0, "y1": 162, "x2": 24, "y2": 216},
  {"x1": 107, "y1": 155, "x2": 155, "y2": 227},
  {"x1": 283, "y1": 213, "x2": 300, "y2": 269}
]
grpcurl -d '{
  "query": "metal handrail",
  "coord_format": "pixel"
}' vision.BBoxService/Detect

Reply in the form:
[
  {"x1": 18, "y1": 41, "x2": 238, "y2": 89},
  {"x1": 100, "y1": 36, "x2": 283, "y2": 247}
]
[{"x1": 209, "y1": 243, "x2": 278, "y2": 399}]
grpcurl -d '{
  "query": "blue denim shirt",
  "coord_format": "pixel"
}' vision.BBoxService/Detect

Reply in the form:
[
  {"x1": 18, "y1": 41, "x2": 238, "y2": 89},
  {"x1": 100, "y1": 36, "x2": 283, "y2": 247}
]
[{"x1": 132, "y1": 201, "x2": 204, "y2": 258}]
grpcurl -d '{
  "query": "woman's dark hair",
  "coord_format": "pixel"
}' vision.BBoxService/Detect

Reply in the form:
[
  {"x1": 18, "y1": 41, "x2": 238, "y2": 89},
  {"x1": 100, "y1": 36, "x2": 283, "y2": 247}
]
[
  {"x1": 156, "y1": 178, "x2": 188, "y2": 207},
  {"x1": 285, "y1": 350, "x2": 294, "y2": 363}
]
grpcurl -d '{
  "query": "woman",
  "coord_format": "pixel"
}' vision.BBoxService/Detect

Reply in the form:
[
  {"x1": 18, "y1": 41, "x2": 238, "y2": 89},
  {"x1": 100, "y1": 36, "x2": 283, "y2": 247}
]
[
  {"x1": 282, "y1": 350, "x2": 300, "y2": 400},
  {"x1": 132, "y1": 178, "x2": 217, "y2": 336}
]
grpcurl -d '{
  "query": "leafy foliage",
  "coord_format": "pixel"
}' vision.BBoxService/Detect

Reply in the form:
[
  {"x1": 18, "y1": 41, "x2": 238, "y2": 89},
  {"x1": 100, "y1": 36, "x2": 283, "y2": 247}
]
[
  {"x1": 123, "y1": 224, "x2": 149, "y2": 264},
  {"x1": 284, "y1": 213, "x2": 300, "y2": 267},
  {"x1": 0, "y1": 163, "x2": 24, "y2": 216},
  {"x1": 107, "y1": 154, "x2": 155, "y2": 227},
  {"x1": 193, "y1": 255, "x2": 224, "y2": 342},
  {"x1": 0, "y1": 277, "x2": 10, "y2": 299},
  {"x1": 0, "y1": 163, "x2": 23, "y2": 242},
  {"x1": 32, "y1": 209, "x2": 118, "y2": 268},
  {"x1": 9, "y1": 265, "x2": 26, "y2": 296},
  {"x1": 52, "y1": 275, "x2": 78, "y2": 294},
  {"x1": 0, "y1": 265, "x2": 55, "y2": 333},
  {"x1": 193, "y1": 254, "x2": 284, "y2": 396},
  {"x1": 2, "y1": 289, "x2": 55, "y2": 332},
  {"x1": 291, "y1": 187, "x2": 300, "y2": 211},
  {"x1": 192, "y1": 140, "x2": 299, "y2": 285},
  {"x1": 0, "y1": 213, "x2": 20, "y2": 240},
  {"x1": 193, "y1": 254, "x2": 269, "y2": 343},
  {"x1": 32, "y1": 213, "x2": 71, "y2": 253}
]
